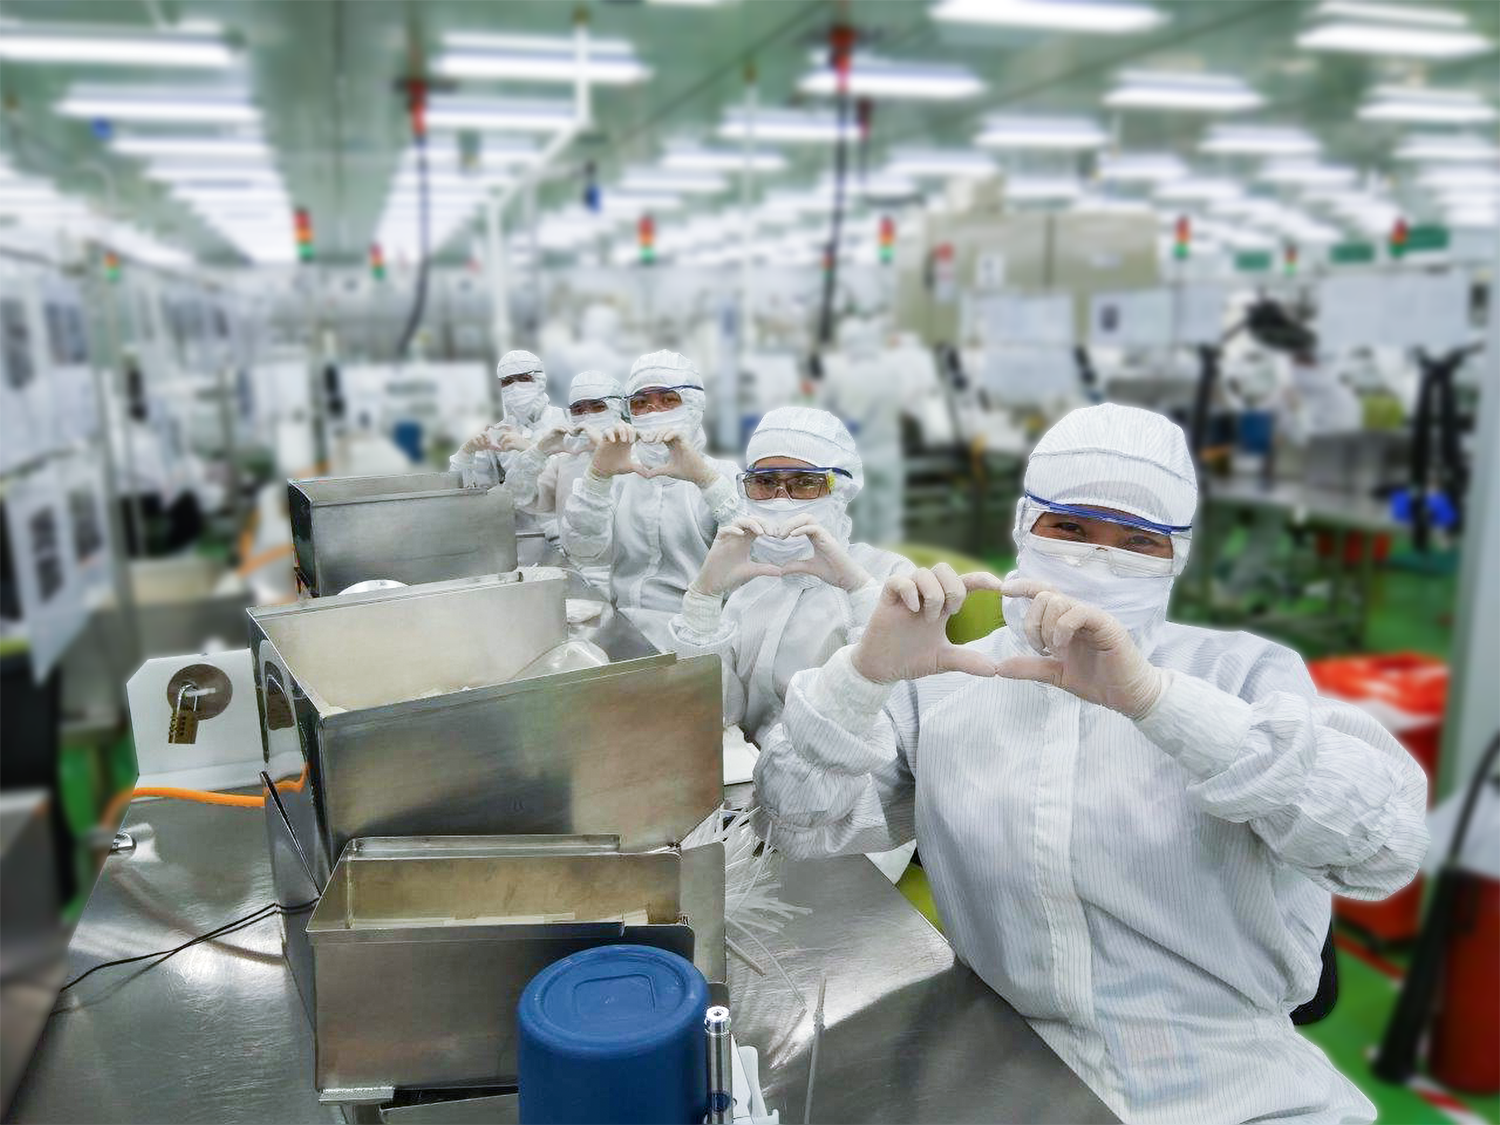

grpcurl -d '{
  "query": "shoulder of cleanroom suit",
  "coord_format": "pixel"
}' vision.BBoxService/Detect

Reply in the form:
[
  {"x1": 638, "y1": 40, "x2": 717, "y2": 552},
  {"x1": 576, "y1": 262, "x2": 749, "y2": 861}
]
[{"x1": 751, "y1": 401, "x2": 1430, "y2": 1125}]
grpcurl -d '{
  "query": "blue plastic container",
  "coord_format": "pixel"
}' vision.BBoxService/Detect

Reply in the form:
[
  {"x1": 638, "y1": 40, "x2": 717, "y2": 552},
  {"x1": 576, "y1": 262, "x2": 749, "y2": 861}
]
[{"x1": 518, "y1": 944, "x2": 709, "y2": 1125}]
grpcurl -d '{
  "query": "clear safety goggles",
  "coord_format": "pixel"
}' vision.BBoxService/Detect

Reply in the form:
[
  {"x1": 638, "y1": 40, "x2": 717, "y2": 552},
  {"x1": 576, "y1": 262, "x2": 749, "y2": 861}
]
[
  {"x1": 627, "y1": 384, "x2": 701, "y2": 415},
  {"x1": 569, "y1": 395, "x2": 623, "y2": 419},
  {"x1": 1017, "y1": 491, "x2": 1192, "y2": 576},
  {"x1": 738, "y1": 466, "x2": 852, "y2": 501}
]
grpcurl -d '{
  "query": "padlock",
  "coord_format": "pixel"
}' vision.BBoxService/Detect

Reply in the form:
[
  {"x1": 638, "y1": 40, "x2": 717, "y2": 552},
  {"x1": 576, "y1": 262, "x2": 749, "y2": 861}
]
[{"x1": 167, "y1": 683, "x2": 200, "y2": 745}]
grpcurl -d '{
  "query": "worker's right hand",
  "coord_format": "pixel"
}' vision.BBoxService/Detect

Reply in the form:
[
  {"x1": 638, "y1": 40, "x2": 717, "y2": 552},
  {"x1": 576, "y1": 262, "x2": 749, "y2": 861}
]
[
  {"x1": 691, "y1": 517, "x2": 785, "y2": 597},
  {"x1": 495, "y1": 431, "x2": 534, "y2": 454},
  {"x1": 589, "y1": 423, "x2": 639, "y2": 477},
  {"x1": 851, "y1": 565, "x2": 1005, "y2": 684}
]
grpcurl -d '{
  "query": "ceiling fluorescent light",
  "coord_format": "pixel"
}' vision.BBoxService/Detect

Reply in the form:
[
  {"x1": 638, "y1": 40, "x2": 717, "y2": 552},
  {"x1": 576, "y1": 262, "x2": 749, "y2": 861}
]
[
  {"x1": 1259, "y1": 161, "x2": 1357, "y2": 185},
  {"x1": 0, "y1": 21, "x2": 235, "y2": 67},
  {"x1": 619, "y1": 169, "x2": 728, "y2": 194},
  {"x1": 974, "y1": 115, "x2": 1108, "y2": 149},
  {"x1": 1358, "y1": 87, "x2": 1496, "y2": 123},
  {"x1": 1297, "y1": 2, "x2": 1490, "y2": 58},
  {"x1": 885, "y1": 147, "x2": 997, "y2": 177},
  {"x1": 931, "y1": 0, "x2": 1164, "y2": 34},
  {"x1": 799, "y1": 55, "x2": 984, "y2": 100},
  {"x1": 1395, "y1": 135, "x2": 1499, "y2": 161},
  {"x1": 1200, "y1": 125, "x2": 1320, "y2": 155},
  {"x1": 425, "y1": 98, "x2": 577, "y2": 132},
  {"x1": 1104, "y1": 71, "x2": 1263, "y2": 112},
  {"x1": 1155, "y1": 177, "x2": 1244, "y2": 201},
  {"x1": 1418, "y1": 167, "x2": 1500, "y2": 190},
  {"x1": 662, "y1": 144, "x2": 786, "y2": 172},
  {"x1": 111, "y1": 134, "x2": 269, "y2": 160},
  {"x1": 1097, "y1": 152, "x2": 1188, "y2": 181},
  {"x1": 56, "y1": 86, "x2": 256, "y2": 124},
  {"x1": 436, "y1": 35, "x2": 650, "y2": 84},
  {"x1": 718, "y1": 108, "x2": 854, "y2": 143}
]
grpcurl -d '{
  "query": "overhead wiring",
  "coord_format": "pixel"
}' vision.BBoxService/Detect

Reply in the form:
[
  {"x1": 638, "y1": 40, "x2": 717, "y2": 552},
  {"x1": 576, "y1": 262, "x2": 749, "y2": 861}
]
[{"x1": 393, "y1": 80, "x2": 430, "y2": 360}]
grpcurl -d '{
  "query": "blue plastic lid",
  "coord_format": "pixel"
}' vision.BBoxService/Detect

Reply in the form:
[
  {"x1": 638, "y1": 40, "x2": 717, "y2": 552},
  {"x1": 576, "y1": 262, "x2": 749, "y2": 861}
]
[{"x1": 520, "y1": 945, "x2": 708, "y2": 1059}]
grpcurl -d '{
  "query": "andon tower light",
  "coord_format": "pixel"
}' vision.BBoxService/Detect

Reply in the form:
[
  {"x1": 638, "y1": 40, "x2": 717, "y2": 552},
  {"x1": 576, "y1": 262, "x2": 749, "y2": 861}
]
[
  {"x1": 878, "y1": 215, "x2": 895, "y2": 265},
  {"x1": 637, "y1": 213, "x2": 655, "y2": 265},
  {"x1": 1173, "y1": 215, "x2": 1191, "y2": 261},
  {"x1": 1283, "y1": 240, "x2": 1299, "y2": 276},
  {"x1": 1389, "y1": 217, "x2": 1409, "y2": 260},
  {"x1": 369, "y1": 243, "x2": 386, "y2": 281},
  {"x1": 102, "y1": 248, "x2": 121, "y2": 284},
  {"x1": 294, "y1": 207, "x2": 314, "y2": 262}
]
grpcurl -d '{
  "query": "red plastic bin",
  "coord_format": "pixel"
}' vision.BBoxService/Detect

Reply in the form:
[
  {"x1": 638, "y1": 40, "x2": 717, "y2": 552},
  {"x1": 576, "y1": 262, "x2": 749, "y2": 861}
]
[{"x1": 1308, "y1": 653, "x2": 1447, "y2": 943}]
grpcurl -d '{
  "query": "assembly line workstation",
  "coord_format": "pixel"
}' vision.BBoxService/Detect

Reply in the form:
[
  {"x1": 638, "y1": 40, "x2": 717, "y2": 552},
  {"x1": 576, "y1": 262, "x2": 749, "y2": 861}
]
[{"x1": 7, "y1": 469, "x2": 1116, "y2": 1125}]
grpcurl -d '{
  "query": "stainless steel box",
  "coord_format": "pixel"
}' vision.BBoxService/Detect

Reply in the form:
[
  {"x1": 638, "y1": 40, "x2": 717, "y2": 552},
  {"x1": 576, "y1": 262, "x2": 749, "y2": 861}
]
[
  {"x1": 248, "y1": 573, "x2": 725, "y2": 1042},
  {"x1": 307, "y1": 835, "x2": 725, "y2": 1095},
  {"x1": 288, "y1": 470, "x2": 517, "y2": 596}
]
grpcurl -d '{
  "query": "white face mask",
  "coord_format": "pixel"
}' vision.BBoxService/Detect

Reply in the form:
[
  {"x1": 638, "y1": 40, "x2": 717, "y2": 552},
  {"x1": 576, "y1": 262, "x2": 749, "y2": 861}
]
[
  {"x1": 1003, "y1": 534, "x2": 1176, "y2": 646},
  {"x1": 633, "y1": 405, "x2": 700, "y2": 468},
  {"x1": 746, "y1": 495, "x2": 846, "y2": 565},
  {"x1": 502, "y1": 380, "x2": 546, "y2": 424}
]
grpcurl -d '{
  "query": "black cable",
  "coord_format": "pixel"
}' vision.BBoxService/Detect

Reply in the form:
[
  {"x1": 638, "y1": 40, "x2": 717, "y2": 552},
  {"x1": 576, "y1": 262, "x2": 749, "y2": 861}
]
[
  {"x1": 818, "y1": 73, "x2": 851, "y2": 346},
  {"x1": 393, "y1": 124, "x2": 430, "y2": 360},
  {"x1": 57, "y1": 899, "x2": 316, "y2": 995}
]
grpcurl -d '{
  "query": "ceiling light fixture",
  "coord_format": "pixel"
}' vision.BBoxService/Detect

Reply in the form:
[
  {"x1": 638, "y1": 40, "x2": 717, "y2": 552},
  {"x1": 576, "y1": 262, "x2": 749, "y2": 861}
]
[
  {"x1": 1104, "y1": 70, "x2": 1264, "y2": 112},
  {"x1": 1005, "y1": 176, "x2": 1083, "y2": 201},
  {"x1": 1259, "y1": 160, "x2": 1358, "y2": 186},
  {"x1": 661, "y1": 144, "x2": 787, "y2": 172},
  {"x1": 798, "y1": 55, "x2": 984, "y2": 100},
  {"x1": 884, "y1": 147, "x2": 997, "y2": 177},
  {"x1": 718, "y1": 108, "x2": 856, "y2": 143},
  {"x1": 1199, "y1": 124, "x2": 1321, "y2": 155},
  {"x1": 1154, "y1": 177, "x2": 1244, "y2": 201},
  {"x1": 1097, "y1": 152, "x2": 1189, "y2": 181},
  {"x1": 436, "y1": 33, "x2": 650, "y2": 84},
  {"x1": 0, "y1": 20, "x2": 235, "y2": 67},
  {"x1": 424, "y1": 97, "x2": 578, "y2": 133},
  {"x1": 1395, "y1": 135, "x2": 1500, "y2": 161},
  {"x1": 973, "y1": 114, "x2": 1108, "y2": 149},
  {"x1": 1358, "y1": 86, "x2": 1496, "y2": 124},
  {"x1": 110, "y1": 134, "x2": 270, "y2": 160},
  {"x1": 930, "y1": 0, "x2": 1164, "y2": 34},
  {"x1": 1296, "y1": 2, "x2": 1491, "y2": 59},
  {"x1": 619, "y1": 169, "x2": 729, "y2": 194},
  {"x1": 56, "y1": 86, "x2": 257, "y2": 124}
]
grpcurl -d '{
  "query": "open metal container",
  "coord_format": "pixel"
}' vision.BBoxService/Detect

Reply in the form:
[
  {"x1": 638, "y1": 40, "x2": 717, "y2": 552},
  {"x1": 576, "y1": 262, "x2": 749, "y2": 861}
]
[
  {"x1": 247, "y1": 572, "x2": 725, "y2": 1100},
  {"x1": 288, "y1": 470, "x2": 517, "y2": 596},
  {"x1": 306, "y1": 834, "x2": 725, "y2": 1096}
]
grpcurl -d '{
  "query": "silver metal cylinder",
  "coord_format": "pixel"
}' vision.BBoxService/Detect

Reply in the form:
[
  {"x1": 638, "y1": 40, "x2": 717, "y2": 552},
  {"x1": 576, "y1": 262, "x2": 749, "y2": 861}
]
[{"x1": 704, "y1": 1005, "x2": 732, "y2": 1124}]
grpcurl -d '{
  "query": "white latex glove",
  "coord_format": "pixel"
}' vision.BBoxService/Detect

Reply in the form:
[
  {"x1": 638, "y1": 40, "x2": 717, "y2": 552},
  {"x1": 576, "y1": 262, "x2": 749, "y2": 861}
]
[
  {"x1": 851, "y1": 564, "x2": 1007, "y2": 684},
  {"x1": 775, "y1": 515, "x2": 873, "y2": 593},
  {"x1": 495, "y1": 430, "x2": 534, "y2": 454},
  {"x1": 531, "y1": 424, "x2": 575, "y2": 457},
  {"x1": 634, "y1": 429, "x2": 720, "y2": 488},
  {"x1": 459, "y1": 429, "x2": 501, "y2": 455},
  {"x1": 588, "y1": 422, "x2": 638, "y2": 478},
  {"x1": 994, "y1": 577, "x2": 1166, "y2": 719},
  {"x1": 690, "y1": 517, "x2": 785, "y2": 597}
]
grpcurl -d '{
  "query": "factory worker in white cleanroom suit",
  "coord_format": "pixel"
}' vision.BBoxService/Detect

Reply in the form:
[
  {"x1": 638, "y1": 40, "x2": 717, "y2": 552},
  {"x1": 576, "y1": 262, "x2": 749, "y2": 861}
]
[
  {"x1": 449, "y1": 350, "x2": 567, "y2": 492},
  {"x1": 560, "y1": 350, "x2": 741, "y2": 650},
  {"x1": 754, "y1": 403, "x2": 1427, "y2": 1125},
  {"x1": 502, "y1": 370, "x2": 626, "y2": 584},
  {"x1": 669, "y1": 407, "x2": 913, "y2": 747}
]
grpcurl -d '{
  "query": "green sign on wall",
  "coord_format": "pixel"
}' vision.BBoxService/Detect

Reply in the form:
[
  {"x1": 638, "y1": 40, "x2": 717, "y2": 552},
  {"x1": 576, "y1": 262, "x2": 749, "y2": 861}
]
[
  {"x1": 1330, "y1": 242, "x2": 1376, "y2": 265},
  {"x1": 1234, "y1": 250, "x2": 1273, "y2": 272}
]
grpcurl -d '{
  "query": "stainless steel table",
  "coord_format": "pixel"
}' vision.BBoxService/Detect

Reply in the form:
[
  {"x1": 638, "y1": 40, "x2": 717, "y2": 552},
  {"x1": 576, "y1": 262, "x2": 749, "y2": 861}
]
[
  {"x1": 1194, "y1": 474, "x2": 1403, "y2": 649},
  {"x1": 9, "y1": 794, "x2": 1114, "y2": 1124}
]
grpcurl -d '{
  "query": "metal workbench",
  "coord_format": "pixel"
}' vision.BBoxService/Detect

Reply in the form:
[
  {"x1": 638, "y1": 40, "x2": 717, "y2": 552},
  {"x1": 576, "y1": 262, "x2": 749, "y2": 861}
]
[
  {"x1": 1191, "y1": 473, "x2": 1404, "y2": 649},
  {"x1": 9, "y1": 796, "x2": 1115, "y2": 1124}
]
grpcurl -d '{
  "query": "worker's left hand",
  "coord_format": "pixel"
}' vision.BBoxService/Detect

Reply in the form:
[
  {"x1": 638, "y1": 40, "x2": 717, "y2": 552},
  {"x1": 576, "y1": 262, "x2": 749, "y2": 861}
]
[
  {"x1": 993, "y1": 578, "x2": 1166, "y2": 720},
  {"x1": 774, "y1": 515, "x2": 873, "y2": 592},
  {"x1": 495, "y1": 431, "x2": 534, "y2": 454},
  {"x1": 531, "y1": 425, "x2": 575, "y2": 457},
  {"x1": 634, "y1": 430, "x2": 720, "y2": 488}
]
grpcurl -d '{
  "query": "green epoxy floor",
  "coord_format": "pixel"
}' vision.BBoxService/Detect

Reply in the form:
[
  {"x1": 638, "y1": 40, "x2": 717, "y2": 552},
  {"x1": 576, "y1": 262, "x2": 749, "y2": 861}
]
[{"x1": 897, "y1": 537, "x2": 1491, "y2": 1123}]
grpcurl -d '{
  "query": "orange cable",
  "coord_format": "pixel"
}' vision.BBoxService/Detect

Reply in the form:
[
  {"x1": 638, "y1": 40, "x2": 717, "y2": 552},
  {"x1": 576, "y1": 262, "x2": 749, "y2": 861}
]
[{"x1": 103, "y1": 764, "x2": 309, "y2": 827}]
